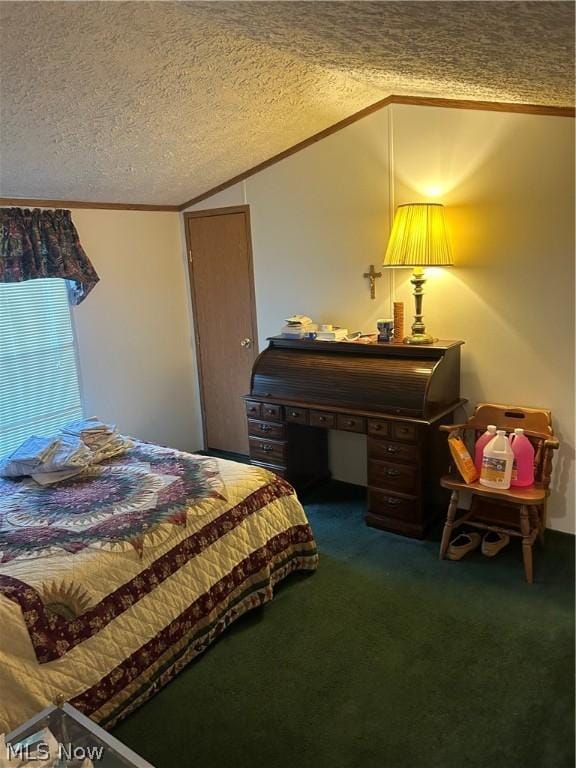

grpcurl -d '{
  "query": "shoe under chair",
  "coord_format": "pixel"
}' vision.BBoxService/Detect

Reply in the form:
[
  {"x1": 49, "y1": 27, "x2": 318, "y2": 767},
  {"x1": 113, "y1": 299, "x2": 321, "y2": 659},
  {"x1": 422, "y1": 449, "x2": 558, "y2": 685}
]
[{"x1": 446, "y1": 531, "x2": 510, "y2": 561}]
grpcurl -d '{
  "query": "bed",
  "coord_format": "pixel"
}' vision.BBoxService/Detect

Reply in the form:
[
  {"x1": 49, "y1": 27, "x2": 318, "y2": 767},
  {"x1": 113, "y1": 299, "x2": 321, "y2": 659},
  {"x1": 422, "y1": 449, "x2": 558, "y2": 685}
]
[{"x1": 0, "y1": 442, "x2": 318, "y2": 733}]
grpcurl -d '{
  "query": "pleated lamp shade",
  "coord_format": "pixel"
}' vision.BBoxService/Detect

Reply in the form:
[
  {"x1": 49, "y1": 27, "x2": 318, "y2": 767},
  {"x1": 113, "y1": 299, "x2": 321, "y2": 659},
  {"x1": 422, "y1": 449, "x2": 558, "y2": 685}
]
[{"x1": 384, "y1": 203, "x2": 453, "y2": 267}]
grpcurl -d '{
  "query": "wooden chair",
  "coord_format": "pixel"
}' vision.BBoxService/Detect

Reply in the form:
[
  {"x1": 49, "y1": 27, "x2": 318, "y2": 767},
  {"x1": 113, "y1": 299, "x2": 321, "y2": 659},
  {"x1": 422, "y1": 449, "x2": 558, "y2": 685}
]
[{"x1": 438, "y1": 403, "x2": 559, "y2": 583}]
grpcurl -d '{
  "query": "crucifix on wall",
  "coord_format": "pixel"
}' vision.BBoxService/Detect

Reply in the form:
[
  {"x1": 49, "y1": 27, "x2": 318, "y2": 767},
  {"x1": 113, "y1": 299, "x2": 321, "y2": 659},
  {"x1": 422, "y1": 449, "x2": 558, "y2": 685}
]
[{"x1": 363, "y1": 264, "x2": 382, "y2": 300}]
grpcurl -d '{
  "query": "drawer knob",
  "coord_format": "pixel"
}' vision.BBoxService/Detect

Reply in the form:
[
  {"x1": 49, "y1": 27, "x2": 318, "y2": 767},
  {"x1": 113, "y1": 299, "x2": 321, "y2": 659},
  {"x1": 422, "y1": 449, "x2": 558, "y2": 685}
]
[
  {"x1": 386, "y1": 446, "x2": 400, "y2": 454},
  {"x1": 386, "y1": 468, "x2": 401, "y2": 477},
  {"x1": 385, "y1": 496, "x2": 402, "y2": 506},
  {"x1": 319, "y1": 416, "x2": 326, "y2": 422},
  {"x1": 291, "y1": 411, "x2": 298, "y2": 417},
  {"x1": 260, "y1": 424, "x2": 272, "y2": 433},
  {"x1": 345, "y1": 420, "x2": 354, "y2": 427},
  {"x1": 261, "y1": 444, "x2": 273, "y2": 453},
  {"x1": 373, "y1": 424, "x2": 381, "y2": 431}
]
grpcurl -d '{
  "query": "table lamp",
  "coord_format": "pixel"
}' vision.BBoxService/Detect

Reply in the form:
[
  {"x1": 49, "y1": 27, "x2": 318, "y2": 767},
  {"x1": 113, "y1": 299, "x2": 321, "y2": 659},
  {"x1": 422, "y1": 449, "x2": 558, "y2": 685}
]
[{"x1": 383, "y1": 202, "x2": 453, "y2": 344}]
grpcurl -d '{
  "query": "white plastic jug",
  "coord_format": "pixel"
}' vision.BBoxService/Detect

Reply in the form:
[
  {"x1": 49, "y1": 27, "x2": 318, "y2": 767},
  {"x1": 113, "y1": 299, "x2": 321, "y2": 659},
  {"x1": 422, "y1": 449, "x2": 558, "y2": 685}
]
[
  {"x1": 480, "y1": 429, "x2": 514, "y2": 489},
  {"x1": 474, "y1": 424, "x2": 497, "y2": 472}
]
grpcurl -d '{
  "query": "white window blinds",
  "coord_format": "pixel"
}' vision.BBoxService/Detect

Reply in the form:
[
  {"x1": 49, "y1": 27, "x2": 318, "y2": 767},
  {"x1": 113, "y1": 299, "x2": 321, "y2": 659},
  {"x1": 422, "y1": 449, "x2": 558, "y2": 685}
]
[{"x1": 0, "y1": 278, "x2": 83, "y2": 457}]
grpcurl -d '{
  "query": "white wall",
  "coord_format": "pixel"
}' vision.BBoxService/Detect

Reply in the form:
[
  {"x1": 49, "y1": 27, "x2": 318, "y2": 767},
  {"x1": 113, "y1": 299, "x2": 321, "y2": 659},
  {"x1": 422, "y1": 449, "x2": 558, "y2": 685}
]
[
  {"x1": 390, "y1": 105, "x2": 575, "y2": 533},
  {"x1": 186, "y1": 105, "x2": 575, "y2": 533},
  {"x1": 71, "y1": 210, "x2": 202, "y2": 452}
]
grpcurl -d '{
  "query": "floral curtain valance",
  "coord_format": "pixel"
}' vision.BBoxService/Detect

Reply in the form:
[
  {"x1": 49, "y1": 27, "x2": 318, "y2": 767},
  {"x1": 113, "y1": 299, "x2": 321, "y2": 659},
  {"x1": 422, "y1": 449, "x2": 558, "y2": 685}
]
[{"x1": 0, "y1": 208, "x2": 99, "y2": 304}]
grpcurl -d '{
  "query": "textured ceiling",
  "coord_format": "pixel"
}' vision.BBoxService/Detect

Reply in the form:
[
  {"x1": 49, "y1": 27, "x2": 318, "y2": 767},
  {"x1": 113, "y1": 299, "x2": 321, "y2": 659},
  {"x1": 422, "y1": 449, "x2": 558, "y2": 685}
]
[{"x1": 0, "y1": 1, "x2": 573, "y2": 206}]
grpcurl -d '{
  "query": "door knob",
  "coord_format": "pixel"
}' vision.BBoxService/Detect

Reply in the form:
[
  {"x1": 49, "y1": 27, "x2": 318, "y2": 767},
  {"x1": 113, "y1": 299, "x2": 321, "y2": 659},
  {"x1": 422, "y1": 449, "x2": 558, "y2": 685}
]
[{"x1": 240, "y1": 338, "x2": 253, "y2": 348}]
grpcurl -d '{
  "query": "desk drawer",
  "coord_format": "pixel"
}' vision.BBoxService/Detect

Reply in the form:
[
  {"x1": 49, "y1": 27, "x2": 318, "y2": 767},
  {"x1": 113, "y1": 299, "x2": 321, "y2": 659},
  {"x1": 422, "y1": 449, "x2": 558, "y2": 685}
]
[
  {"x1": 250, "y1": 460, "x2": 287, "y2": 479},
  {"x1": 368, "y1": 459, "x2": 419, "y2": 495},
  {"x1": 337, "y1": 414, "x2": 366, "y2": 433},
  {"x1": 261, "y1": 403, "x2": 283, "y2": 422},
  {"x1": 245, "y1": 400, "x2": 262, "y2": 419},
  {"x1": 286, "y1": 407, "x2": 308, "y2": 425},
  {"x1": 309, "y1": 410, "x2": 336, "y2": 428},
  {"x1": 368, "y1": 438, "x2": 418, "y2": 464},
  {"x1": 249, "y1": 438, "x2": 287, "y2": 464},
  {"x1": 367, "y1": 419, "x2": 390, "y2": 437},
  {"x1": 368, "y1": 489, "x2": 420, "y2": 523},
  {"x1": 392, "y1": 422, "x2": 418, "y2": 442},
  {"x1": 248, "y1": 419, "x2": 286, "y2": 440}
]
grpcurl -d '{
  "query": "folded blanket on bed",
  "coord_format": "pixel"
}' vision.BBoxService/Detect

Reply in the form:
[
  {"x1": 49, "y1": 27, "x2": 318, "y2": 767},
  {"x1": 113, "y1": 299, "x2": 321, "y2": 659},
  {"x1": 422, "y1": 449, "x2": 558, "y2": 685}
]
[
  {"x1": 4, "y1": 435, "x2": 57, "y2": 464},
  {"x1": 31, "y1": 467, "x2": 91, "y2": 486},
  {"x1": 63, "y1": 417, "x2": 133, "y2": 462},
  {"x1": 90, "y1": 433, "x2": 134, "y2": 462},
  {"x1": 0, "y1": 434, "x2": 91, "y2": 479},
  {"x1": 0, "y1": 420, "x2": 132, "y2": 483},
  {"x1": 62, "y1": 416, "x2": 117, "y2": 446}
]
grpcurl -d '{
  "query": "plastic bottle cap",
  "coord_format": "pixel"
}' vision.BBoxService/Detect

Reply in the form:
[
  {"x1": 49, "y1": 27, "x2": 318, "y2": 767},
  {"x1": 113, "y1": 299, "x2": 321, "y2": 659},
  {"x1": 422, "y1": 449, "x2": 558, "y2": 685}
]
[
  {"x1": 514, "y1": 428, "x2": 524, "y2": 435},
  {"x1": 487, "y1": 425, "x2": 497, "y2": 432},
  {"x1": 496, "y1": 430, "x2": 506, "y2": 435}
]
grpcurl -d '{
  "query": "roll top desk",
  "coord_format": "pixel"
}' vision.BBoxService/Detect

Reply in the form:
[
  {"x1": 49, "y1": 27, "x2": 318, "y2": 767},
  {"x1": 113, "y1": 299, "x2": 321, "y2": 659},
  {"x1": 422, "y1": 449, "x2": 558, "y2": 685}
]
[{"x1": 244, "y1": 337, "x2": 465, "y2": 538}]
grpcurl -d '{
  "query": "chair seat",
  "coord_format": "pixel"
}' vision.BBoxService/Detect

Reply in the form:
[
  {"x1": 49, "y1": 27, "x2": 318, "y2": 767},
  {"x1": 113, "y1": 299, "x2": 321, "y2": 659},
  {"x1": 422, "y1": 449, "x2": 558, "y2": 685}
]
[{"x1": 440, "y1": 474, "x2": 547, "y2": 504}]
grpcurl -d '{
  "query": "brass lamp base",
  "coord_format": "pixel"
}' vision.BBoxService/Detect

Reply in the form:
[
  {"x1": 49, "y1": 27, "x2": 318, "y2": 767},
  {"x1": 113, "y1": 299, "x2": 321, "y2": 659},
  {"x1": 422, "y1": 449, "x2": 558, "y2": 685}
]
[
  {"x1": 404, "y1": 332, "x2": 435, "y2": 345},
  {"x1": 406, "y1": 267, "x2": 435, "y2": 345}
]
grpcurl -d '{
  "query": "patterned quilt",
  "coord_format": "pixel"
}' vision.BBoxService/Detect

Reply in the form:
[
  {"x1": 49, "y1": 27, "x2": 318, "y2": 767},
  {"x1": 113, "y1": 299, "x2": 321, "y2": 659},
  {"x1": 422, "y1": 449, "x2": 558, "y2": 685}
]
[{"x1": 0, "y1": 443, "x2": 318, "y2": 733}]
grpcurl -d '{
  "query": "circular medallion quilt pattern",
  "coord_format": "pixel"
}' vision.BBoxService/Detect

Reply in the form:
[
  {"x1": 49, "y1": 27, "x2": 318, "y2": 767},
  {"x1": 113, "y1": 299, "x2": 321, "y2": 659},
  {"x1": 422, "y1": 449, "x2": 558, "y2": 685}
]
[{"x1": 0, "y1": 444, "x2": 225, "y2": 562}]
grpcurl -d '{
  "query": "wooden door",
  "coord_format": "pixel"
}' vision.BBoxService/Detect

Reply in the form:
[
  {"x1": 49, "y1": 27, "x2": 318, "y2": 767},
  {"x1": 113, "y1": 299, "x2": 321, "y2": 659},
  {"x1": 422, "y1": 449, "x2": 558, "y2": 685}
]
[{"x1": 185, "y1": 206, "x2": 258, "y2": 455}]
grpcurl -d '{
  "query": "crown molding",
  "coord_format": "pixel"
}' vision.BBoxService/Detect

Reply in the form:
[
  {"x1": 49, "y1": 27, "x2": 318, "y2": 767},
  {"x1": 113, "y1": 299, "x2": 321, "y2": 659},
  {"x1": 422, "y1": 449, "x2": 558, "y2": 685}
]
[{"x1": 0, "y1": 198, "x2": 180, "y2": 212}]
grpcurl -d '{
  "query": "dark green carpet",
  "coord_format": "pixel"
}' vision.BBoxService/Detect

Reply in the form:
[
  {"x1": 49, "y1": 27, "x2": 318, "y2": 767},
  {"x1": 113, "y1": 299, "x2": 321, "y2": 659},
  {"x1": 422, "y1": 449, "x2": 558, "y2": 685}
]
[{"x1": 113, "y1": 482, "x2": 575, "y2": 768}]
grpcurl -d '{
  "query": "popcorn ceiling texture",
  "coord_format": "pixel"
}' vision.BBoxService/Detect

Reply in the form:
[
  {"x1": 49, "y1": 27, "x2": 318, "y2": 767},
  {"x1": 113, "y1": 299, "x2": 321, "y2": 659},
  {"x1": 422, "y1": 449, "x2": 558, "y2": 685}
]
[{"x1": 0, "y1": 1, "x2": 573, "y2": 205}]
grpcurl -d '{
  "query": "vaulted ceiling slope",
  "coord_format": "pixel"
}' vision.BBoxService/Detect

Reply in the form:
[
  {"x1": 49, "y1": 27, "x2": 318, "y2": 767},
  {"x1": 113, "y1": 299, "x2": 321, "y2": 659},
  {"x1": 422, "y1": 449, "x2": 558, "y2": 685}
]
[{"x1": 0, "y1": 1, "x2": 573, "y2": 206}]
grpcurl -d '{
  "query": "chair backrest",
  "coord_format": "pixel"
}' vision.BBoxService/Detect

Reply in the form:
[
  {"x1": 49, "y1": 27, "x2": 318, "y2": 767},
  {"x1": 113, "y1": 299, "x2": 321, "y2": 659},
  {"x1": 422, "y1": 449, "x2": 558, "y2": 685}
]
[
  {"x1": 470, "y1": 403, "x2": 553, "y2": 437},
  {"x1": 461, "y1": 403, "x2": 557, "y2": 489}
]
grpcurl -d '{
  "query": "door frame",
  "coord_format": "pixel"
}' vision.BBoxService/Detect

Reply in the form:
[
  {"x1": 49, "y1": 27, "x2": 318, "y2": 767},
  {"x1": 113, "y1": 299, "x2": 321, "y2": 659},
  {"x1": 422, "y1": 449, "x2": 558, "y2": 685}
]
[{"x1": 183, "y1": 205, "x2": 259, "y2": 452}]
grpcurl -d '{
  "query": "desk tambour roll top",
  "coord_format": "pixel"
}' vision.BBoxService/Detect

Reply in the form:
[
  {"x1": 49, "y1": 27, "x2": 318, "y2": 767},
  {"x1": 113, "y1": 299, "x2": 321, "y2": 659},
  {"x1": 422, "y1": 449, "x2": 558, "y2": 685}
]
[
  {"x1": 245, "y1": 338, "x2": 464, "y2": 539},
  {"x1": 250, "y1": 338, "x2": 462, "y2": 419}
]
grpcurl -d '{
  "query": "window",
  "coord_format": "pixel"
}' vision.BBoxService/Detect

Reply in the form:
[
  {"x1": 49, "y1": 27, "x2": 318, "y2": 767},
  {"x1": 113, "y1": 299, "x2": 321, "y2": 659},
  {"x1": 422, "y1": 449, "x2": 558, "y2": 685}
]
[{"x1": 0, "y1": 279, "x2": 83, "y2": 457}]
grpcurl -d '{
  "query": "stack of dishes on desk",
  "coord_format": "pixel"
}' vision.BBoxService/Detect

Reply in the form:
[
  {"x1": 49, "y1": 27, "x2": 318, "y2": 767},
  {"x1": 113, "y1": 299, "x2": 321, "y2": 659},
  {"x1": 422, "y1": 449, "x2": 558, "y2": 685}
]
[
  {"x1": 280, "y1": 315, "x2": 317, "y2": 338},
  {"x1": 280, "y1": 316, "x2": 350, "y2": 341}
]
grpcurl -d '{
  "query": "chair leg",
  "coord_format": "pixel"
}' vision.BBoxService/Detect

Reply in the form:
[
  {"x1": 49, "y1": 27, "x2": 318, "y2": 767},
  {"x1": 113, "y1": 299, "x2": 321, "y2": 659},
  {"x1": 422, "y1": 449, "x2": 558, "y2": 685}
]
[
  {"x1": 530, "y1": 505, "x2": 545, "y2": 546},
  {"x1": 529, "y1": 506, "x2": 539, "y2": 542},
  {"x1": 519, "y1": 505, "x2": 533, "y2": 584},
  {"x1": 439, "y1": 491, "x2": 459, "y2": 560},
  {"x1": 538, "y1": 501, "x2": 547, "y2": 544}
]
